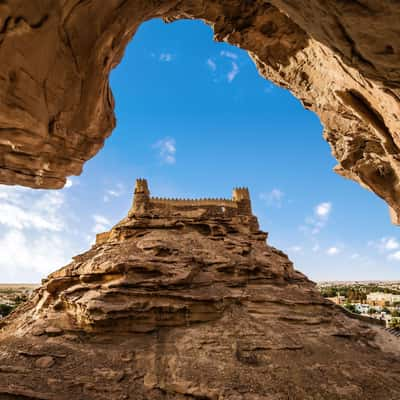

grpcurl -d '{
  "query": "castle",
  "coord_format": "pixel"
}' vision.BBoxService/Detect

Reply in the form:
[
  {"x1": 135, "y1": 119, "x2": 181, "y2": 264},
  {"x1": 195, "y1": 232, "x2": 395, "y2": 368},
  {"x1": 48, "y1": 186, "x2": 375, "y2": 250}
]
[
  {"x1": 94, "y1": 179, "x2": 259, "y2": 245},
  {"x1": 130, "y1": 178, "x2": 253, "y2": 217}
]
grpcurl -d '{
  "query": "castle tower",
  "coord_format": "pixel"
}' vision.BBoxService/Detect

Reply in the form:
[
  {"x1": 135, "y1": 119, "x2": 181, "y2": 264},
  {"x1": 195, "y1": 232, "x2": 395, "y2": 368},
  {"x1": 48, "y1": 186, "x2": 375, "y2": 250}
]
[
  {"x1": 232, "y1": 187, "x2": 252, "y2": 215},
  {"x1": 131, "y1": 178, "x2": 150, "y2": 215}
]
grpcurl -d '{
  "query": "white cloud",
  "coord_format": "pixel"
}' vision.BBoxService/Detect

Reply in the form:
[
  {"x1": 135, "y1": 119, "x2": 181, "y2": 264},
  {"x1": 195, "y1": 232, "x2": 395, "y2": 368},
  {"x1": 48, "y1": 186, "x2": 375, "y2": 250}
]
[
  {"x1": 382, "y1": 238, "x2": 400, "y2": 260},
  {"x1": 0, "y1": 186, "x2": 65, "y2": 231},
  {"x1": 289, "y1": 245, "x2": 303, "y2": 253},
  {"x1": 326, "y1": 247, "x2": 340, "y2": 256},
  {"x1": 315, "y1": 202, "x2": 332, "y2": 218},
  {"x1": 0, "y1": 203, "x2": 60, "y2": 231},
  {"x1": 103, "y1": 183, "x2": 125, "y2": 203},
  {"x1": 377, "y1": 237, "x2": 399, "y2": 251},
  {"x1": 219, "y1": 50, "x2": 240, "y2": 82},
  {"x1": 0, "y1": 229, "x2": 72, "y2": 278},
  {"x1": 260, "y1": 189, "x2": 285, "y2": 208},
  {"x1": 92, "y1": 214, "x2": 111, "y2": 234},
  {"x1": 0, "y1": 185, "x2": 86, "y2": 281},
  {"x1": 159, "y1": 53, "x2": 173, "y2": 62},
  {"x1": 227, "y1": 61, "x2": 239, "y2": 82},
  {"x1": 207, "y1": 51, "x2": 240, "y2": 83},
  {"x1": 351, "y1": 253, "x2": 360, "y2": 259},
  {"x1": 312, "y1": 243, "x2": 320, "y2": 252},
  {"x1": 206, "y1": 58, "x2": 216, "y2": 72},
  {"x1": 65, "y1": 178, "x2": 74, "y2": 188},
  {"x1": 153, "y1": 137, "x2": 176, "y2": 165},
  {"x1": 220, "y1": 50, "x2": 238, "y2": 60},
  {"x1": 301, "y1": 202, "x2": 333, "y2": 235},
  {"x1": 388, "y1": 251, "x2": 400, "y2": 261},
  {"x1": 384, "y1": 237, "x2": 399, "y2": 250},
  {"x1": 368, "y1": 236, "x2": 400, "y2": 253}
]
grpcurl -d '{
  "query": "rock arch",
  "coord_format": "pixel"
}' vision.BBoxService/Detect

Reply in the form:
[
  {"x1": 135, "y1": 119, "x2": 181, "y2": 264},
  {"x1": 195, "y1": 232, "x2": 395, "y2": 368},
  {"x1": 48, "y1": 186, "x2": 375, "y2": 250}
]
[{"x1": 0, "y1": 0, "x2": 399, "y2": 221}]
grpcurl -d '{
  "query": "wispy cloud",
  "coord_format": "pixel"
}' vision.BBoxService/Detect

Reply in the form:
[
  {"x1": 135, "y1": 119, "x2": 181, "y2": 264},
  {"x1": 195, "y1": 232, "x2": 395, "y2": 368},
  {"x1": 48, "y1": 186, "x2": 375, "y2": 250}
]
[
  {"x1": 206, "y1": 58, "x2": 216, "y2": 72},
  {"x1": 159, "y1": 53, "x2": 173, "y2": 62},
  {"x1": 220, "y1": 50, "x2": 238, "y2": 60},
  {"x1": 227, "y1": 61, "x2": 239, "y2": 83},
  {"x1": 289, "y1": 245, "x2": 303, "y2": 253},
  {"x1": 92, "y1": 214, "x2": 111, "y2": 233},
  {"x1": 206, "y1": 50, "x2": 240, "y2": 83},
  {"x1": 0, "y1": 229, "x2": 73, "y2": 277},
  {"x1": 368, "y1": 236, "x2": 400, "y2": 252},
  {"x1": 103, "y1": 183, "x2": 125, "y2": 203},
  {"x1": 259, "y1": 189, "x2": 285, "y2": 208},
  {"x1": 65, "y1": 178, "x2": 74, "y2": 189},
  {"x1": 0, "y1": 185, "x2": 84, "y2": 281},
  {"x1": 315, "y1": 202, "x2": 332, "y2": 218},
  {"x1": 153, "y1": 137, "x2": 176, "y2": 165},
  {"x1": 384, "y1": 238, "x2": 400, "y2": 250},
  {"x1": 326, "y1": 246, "x2": 340, "y2": 256},
  {"x1": 0, "y1": 186, "x2": 65, "y2": 231},
  {"x1": 312, "y1": 243, "x2": 320, "y2": 253},
  {"x1": 369, "y1": 236, "x2": 400, "y2": 261},
  {"x1": 220, "y1": 50, "x2": 240, "y2": 83},
  {"x1": 300, "y1": 202, "x2": 332, "y2": 235},
  {"x1": 388, "y1": 251, "x2": 400, "y2": 261}
]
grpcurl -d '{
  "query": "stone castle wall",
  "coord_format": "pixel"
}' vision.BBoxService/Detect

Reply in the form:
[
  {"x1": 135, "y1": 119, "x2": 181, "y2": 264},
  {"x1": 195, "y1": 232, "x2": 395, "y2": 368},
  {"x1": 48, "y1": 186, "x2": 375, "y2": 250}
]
[
  {"x1": 149, "y1": 197, "x2": 236, "y2": 207},
  {"x1": 130, "y1": 179, "x2": 252, "y2": 217}
]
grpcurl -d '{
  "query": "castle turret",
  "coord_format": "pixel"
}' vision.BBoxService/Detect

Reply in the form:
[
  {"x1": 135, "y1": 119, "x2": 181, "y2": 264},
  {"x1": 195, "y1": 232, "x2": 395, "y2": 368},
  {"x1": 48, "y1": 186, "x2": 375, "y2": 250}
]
[
  {"x1": 131, "y1": 178, "x2": 150, "y2": 215},
  {"x1": 232, "y1": 187, "x2": 252, "y2": 215}
]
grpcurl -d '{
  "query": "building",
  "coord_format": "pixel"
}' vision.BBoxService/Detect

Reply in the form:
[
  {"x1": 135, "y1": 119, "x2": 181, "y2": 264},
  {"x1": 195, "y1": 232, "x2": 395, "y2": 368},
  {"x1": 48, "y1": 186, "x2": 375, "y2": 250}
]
[
  {"x1": 131, "y1": 178, "x2": 254, "y2": 216},
  {"x1": 354, "y1": 303, "x2": 370, "y2": 314},
  {"x1": 96, "y1": 178, "x2": 261, "y2": 245},
  {"x1": 367, "y1": 292, "x2": 400, "y2": 306}
]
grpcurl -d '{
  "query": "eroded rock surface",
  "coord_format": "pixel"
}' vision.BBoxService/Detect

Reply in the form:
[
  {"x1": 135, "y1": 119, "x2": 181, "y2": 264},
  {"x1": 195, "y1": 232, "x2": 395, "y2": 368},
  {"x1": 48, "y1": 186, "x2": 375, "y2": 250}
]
[
  {"x1": 0, "y1": 1, "x2": 400, "y2": 221},
  {"x1": 0, "y1": 180, "x2": 399, "y2": 399}
]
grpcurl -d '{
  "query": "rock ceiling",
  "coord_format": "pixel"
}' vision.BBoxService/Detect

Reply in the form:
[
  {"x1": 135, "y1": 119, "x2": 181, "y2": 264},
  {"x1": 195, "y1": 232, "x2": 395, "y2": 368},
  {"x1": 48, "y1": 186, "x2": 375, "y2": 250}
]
[{"x1": 0, "y1": 1, "x2": 399, "y2": 222}]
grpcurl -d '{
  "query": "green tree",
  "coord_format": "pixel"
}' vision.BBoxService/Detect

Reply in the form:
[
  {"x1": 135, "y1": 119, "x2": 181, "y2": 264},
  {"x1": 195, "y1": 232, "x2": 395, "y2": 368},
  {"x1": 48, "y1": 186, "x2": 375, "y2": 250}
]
[
  {"x1": 389, "y1": 318, "x2": 400, "y2": 330},
  {"x1": 392, "y1": 309, "x2": 400, "y2": 318},
  {"x1": 344, "y1": 303, "x2": 360, "y2": 314},
  {"x1": 0, "y1": 303, "x2": 14, "y2": 317}
]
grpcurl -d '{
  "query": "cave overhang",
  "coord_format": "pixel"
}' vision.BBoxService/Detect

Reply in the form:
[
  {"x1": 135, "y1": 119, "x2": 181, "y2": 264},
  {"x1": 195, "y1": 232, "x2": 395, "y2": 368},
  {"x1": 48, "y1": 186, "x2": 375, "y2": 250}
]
[{"x1": 0, "y1": 1, "x2": 399, "y2": 222}]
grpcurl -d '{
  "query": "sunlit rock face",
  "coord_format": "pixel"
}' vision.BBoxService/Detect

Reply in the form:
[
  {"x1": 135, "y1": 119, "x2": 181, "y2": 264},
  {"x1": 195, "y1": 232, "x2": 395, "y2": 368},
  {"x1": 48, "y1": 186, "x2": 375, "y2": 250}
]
[
  {"x1": 0, "y1": 180, "x2": 399, "y2": 399},
  {"x1": 0, "y1": 1, "x2": 400, "y2": 221}
]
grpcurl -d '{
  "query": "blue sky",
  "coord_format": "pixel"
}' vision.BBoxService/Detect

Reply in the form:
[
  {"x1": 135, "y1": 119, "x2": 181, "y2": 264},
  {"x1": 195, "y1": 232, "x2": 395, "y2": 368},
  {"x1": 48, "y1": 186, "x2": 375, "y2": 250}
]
[{"x1": 0, "y1": 19, "x2": 399, "y2": 283}]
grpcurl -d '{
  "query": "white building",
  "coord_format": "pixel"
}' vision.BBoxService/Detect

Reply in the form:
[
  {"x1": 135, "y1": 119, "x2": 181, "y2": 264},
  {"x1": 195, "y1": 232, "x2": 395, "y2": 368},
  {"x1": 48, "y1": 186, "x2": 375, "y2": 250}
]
[{"x1": 355, "y1": 303, "x2": 370, "y2": 314}]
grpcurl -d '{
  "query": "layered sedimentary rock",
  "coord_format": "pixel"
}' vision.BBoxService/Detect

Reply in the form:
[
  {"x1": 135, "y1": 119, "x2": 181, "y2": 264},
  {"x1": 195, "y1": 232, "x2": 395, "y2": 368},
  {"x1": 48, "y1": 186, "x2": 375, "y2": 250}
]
[
  {"x1": 0, "y1": 180, "x2": 399, "y2": 399},
  {"x1": 0, "y1": 1, "x2": 400, "y2": 222}
]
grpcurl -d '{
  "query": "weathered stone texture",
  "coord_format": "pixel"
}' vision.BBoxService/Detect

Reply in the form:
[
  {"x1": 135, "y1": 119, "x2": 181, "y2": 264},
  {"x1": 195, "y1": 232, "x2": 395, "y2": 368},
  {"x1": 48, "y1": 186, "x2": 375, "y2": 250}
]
[
  {"x1": 0, "y1": 181, "x2": 399, "y2": 399},
  {"x1": 0, "y1": 1, "x2": 399, "y2": 221}
]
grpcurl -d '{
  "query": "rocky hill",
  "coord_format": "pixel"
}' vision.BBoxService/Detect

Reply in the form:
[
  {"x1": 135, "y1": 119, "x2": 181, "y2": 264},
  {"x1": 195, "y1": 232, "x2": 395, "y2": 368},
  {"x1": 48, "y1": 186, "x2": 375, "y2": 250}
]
[{"x1": 0, "y1": 180, "x2": 399, "y2": 399}]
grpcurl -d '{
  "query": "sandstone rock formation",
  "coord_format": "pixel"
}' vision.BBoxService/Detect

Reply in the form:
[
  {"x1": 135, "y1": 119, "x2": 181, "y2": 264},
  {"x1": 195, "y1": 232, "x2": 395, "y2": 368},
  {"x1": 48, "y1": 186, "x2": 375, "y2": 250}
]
[
  {"x1": 0, "y1": 180, "x2": 399, "y2": 399},
  {"x1": 0, "y1": 1, "x2": 400, "y2": 222}
]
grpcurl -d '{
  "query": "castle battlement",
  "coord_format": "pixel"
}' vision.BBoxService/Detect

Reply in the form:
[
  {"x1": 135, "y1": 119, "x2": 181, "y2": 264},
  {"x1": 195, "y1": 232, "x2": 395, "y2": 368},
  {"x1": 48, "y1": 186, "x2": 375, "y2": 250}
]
[
  {"x1": 129, "y1": 179, "x2": 253, "y2": 217},
  {"x1": 150, "y1": 197, "x2": 236, "y2": 207}
]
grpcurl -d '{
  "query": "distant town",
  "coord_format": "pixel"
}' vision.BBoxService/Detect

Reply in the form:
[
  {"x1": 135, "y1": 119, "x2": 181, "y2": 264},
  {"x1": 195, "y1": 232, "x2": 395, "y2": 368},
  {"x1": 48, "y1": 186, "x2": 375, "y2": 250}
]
[
  {"x1": 317, "y1": 280, "x2": 400, "y2": 329},
  {"x1": 0, "y1": 284, "x2": 38, "y2": 318}
]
